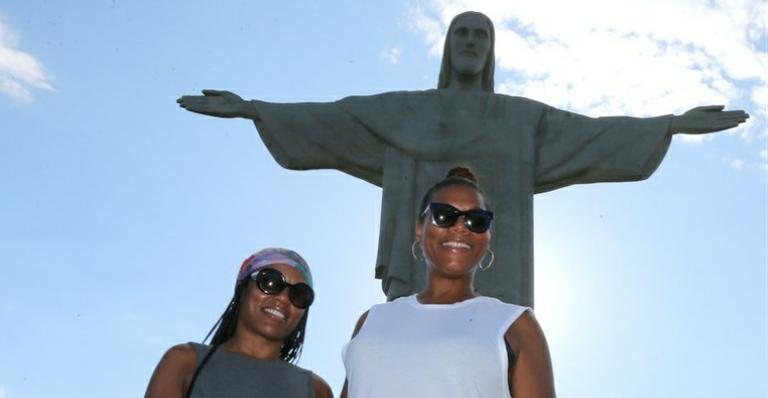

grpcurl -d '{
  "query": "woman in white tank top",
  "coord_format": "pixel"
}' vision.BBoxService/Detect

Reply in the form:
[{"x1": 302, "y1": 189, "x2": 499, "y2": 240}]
[{"x1": 342, "y1": 167, "x2": 556, "y2": 398}]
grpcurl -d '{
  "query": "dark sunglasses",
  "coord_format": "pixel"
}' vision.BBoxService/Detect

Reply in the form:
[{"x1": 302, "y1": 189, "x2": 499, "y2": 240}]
[
  {"x1": 424, "y1": 202, "x2": 494, "y2": 233},
  {"x1": 250, "y1": 268, "x2": 315, "y2": 309}
]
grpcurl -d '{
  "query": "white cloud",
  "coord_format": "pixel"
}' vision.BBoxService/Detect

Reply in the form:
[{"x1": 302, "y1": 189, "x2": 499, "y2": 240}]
[
  {"x1": 405, "y1": 0, "x2": 765, "y2": 121},
  {"x1": 721, "y1": 151, "x2": 768, "y2": 173},
  {"x1": 0, "y1": 14, "x2": 54, "y2": 102},
  {"x1": 729, "y1": 158, "x2": 745, "y2": 171},
  {"x1": 752, "y1": 84, "x2": 768, "y2": 118},
  {"x1": 720, "y1": 155, "x2": 743, "y2": 171},
  {"x1": 0, "y1": 385, "x2": 7, "y2": 398},
  {"x1": 405, "y1": 4, "x2": 445, "y2": 56},
  {"x1": 380, "y1": 47, "x2": 402, "y2": 64},
  {"x1": 674, "y1": 132, "x2": 711, "y2": 144}
]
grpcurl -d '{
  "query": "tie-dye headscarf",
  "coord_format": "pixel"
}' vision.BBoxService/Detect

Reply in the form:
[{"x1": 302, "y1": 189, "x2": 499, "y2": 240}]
[{"x1": 236, "y1": 248, "x2": 313, "y2": 288}]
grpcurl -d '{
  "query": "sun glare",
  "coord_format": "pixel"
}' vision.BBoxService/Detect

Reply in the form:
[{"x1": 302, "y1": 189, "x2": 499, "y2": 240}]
[{"x1": 533, "y1": 245, "x2": 579, "y2": 346}]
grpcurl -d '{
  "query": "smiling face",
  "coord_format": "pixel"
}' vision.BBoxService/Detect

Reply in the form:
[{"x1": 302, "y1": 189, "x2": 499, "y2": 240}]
[
  {"x1": 236, "y1": 263, "x2": 307, "y2": 342},
  {"x1": 416, "y1": 184, "x2": 491, "y2": 277},
  {"x1": 448, "y1": 13, "x2": 492, "y2": 78}
]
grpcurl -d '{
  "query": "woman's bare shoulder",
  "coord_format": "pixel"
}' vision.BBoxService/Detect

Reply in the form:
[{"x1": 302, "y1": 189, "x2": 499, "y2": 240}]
[{"x1": 144, "y1": 343, "x2": 199, "y2": 398}]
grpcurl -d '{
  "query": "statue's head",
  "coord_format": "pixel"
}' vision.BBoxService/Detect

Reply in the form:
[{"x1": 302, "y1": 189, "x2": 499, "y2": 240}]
[{"x1": 437, "y1": 11, "x2": 495, "y2": 92}]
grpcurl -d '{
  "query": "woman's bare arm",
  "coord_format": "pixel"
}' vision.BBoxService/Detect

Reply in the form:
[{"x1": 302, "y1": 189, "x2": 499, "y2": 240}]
[
  {"x1": 311, "y1": 373, "x2": 333, "y2": 398},
  {"x1": 340, "y1": 310, "x2": 369, "y2": 398},
  {"x1": 144, "y1": 343, "x2": 197, "y2": 398},
  {"x1": 506, "y1": 311, "x2": 556, "y2": 398}
]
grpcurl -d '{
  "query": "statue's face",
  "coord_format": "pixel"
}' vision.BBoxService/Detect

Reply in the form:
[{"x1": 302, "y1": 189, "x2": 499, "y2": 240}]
[{"x1": 448, "y1": 14, "x2": 491, "y2": 77}]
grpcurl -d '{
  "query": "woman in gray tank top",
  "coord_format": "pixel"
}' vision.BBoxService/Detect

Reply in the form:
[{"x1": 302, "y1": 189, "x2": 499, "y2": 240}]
[{"x1": 145, "y1": 248, "x2": 333, "y2": 398}]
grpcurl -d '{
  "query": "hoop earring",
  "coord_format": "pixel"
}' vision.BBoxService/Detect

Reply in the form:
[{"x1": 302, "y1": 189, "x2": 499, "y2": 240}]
[
  {"x1": 479, "y1": 248, "x2": 494, "y2": 271},
  {"x1": 411, "y1": 241, "x2": 424, "y2": 263}
]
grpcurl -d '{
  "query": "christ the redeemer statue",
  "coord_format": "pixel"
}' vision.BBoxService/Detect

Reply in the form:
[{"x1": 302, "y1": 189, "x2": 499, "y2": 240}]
[{"x1": 178, "y1": 11, "x2": 748, "y2": 307}]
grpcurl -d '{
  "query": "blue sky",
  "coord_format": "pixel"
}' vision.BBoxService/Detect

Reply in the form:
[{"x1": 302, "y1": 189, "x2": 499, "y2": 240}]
[{"x1": 0, "y1": 1, "x2": 765, "y2": 397}]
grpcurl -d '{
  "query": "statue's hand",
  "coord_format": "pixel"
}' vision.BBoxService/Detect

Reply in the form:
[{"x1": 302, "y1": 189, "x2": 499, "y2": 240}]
[
  {"x1": 670, "y1": 105, "x2": 749, "y2": 134},
  {"x1": 177, "y1": 89, "x2": 255, "y2": 119}
]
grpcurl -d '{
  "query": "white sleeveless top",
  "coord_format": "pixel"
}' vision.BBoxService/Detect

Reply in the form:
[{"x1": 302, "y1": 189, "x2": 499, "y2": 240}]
[{"x1": 342, "y1": 295, "x2": 529, "y2": 398}]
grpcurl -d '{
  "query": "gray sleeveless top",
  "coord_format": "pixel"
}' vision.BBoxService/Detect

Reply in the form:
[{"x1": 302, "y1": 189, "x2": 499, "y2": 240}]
[{"x1": 188, "y1": 343, "x2": 315, "y2": 398}]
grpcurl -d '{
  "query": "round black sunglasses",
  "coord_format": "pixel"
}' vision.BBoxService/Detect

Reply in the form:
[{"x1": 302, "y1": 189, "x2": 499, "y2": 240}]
[{"x1": 250, "y1": 268, "x2": 315, "y2": 309}]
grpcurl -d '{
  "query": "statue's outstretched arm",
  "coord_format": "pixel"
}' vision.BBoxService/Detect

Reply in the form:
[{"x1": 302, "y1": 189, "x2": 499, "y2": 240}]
[
  {"x1": 176, "y1": 90, "x2": 261, "y2": 121},
  {"x1": 670, "y1": 105, "x2": 749, "y2": 135}
]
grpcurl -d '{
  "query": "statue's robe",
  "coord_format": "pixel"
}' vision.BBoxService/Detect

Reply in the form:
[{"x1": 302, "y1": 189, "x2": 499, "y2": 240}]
[{"x1": 252, "y1": 90, "x2": 672, "y2": 306}]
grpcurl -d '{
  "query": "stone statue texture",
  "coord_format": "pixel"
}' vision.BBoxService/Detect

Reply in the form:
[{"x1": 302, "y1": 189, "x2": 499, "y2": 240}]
[{"x1": 178, "y1": 12, "x2": 748, "y2": 307}]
